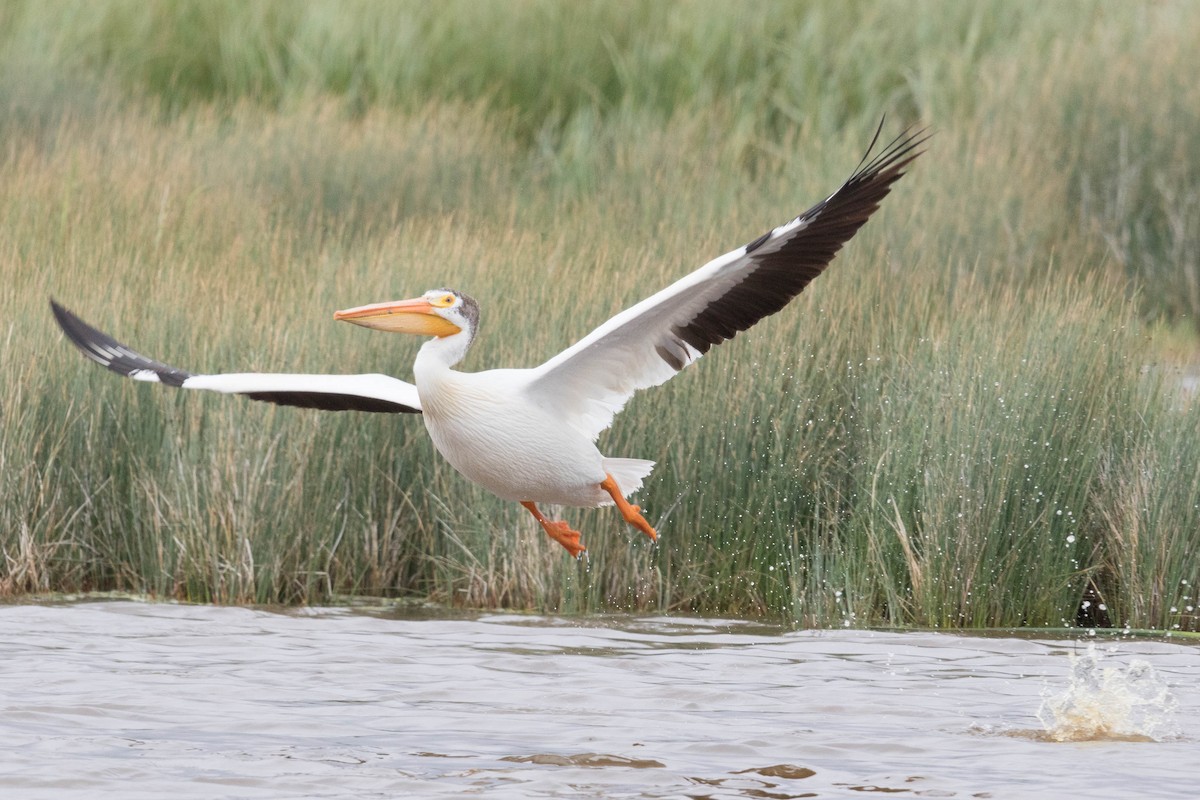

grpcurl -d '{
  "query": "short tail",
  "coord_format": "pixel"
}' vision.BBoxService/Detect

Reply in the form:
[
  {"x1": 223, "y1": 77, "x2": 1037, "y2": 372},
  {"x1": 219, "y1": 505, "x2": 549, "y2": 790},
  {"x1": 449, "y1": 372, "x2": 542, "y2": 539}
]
[{"x1": 601, "y1": 458, "x2": 656, "y2": 501}]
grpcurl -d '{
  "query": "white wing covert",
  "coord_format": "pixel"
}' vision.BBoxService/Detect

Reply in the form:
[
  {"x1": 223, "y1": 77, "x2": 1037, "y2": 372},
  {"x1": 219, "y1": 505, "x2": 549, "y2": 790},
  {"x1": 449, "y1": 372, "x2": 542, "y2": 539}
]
[
  {"x1": 50, "y1": 301, "x2": 422, "y2": 414},
  {"x1": 524, "y1": 126, "x2": 926, "y2": 441}
]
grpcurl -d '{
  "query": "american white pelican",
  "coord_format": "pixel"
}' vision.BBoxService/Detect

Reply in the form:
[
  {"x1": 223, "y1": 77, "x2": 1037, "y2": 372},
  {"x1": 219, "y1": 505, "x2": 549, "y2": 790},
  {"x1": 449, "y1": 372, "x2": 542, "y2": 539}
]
[{"x1": 52, "y1": 126, "x2": 923, "y2": 558}]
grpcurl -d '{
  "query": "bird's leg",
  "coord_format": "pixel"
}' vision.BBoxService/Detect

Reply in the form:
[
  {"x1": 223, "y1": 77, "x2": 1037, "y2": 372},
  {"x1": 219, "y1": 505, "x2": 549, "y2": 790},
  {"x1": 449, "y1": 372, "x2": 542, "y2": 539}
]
[
  {"x1": 599, "y1": 474, "x2": 658, "y2": 542},
  {"x1": 521, "y1": 501, "x2": 587, "y2": 559}
]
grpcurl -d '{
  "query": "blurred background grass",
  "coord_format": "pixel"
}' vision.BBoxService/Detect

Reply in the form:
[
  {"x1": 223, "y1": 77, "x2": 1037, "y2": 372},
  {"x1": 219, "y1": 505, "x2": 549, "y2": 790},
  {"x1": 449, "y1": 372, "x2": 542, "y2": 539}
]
[{"x1": 1, "y1": 0, "x2": 1197, "y2": 630}]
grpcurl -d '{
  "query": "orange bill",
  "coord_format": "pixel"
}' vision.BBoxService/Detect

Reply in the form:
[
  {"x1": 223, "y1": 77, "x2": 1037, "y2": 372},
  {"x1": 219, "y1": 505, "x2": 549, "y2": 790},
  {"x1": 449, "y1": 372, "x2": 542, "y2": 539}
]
[{"x1": 334, "y1": 297, "x2": 461, "y2": 337}]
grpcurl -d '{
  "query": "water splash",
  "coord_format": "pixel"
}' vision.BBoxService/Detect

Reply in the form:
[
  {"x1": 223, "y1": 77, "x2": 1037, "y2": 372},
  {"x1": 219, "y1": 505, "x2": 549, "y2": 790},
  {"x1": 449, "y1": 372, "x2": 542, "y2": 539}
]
[{"x1": 1036, "y1": 643, "x2": 1179, "y2": 742}]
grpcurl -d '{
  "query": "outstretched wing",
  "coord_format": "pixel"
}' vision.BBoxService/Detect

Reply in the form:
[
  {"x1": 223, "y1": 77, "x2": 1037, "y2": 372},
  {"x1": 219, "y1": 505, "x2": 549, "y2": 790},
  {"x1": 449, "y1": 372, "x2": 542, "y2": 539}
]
[
  {"x1": 524, "y1": 124, "x2": 926, "y2": 440},
  {"x1": 51, "y1": 301, "x2": 422, "y2": 414}
]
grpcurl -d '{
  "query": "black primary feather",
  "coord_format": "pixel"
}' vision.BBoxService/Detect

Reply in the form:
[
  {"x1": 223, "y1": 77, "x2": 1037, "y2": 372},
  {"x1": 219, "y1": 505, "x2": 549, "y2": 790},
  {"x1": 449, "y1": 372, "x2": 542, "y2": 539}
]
[{"x1": 672, "y1": 124, "x2": 928, "y2": 362}]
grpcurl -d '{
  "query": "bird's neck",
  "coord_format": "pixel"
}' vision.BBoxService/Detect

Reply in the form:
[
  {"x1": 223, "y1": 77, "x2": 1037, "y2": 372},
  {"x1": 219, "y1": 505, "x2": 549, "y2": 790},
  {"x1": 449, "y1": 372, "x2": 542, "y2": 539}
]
[{"x1": 413, "y1": 330, "x2": 472, "y2": 388}]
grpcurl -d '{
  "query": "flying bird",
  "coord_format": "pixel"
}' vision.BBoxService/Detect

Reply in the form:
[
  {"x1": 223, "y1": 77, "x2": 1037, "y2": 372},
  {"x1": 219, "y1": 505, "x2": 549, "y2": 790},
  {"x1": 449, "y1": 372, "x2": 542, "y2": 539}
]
[{"x1": 52, "y1": 126, "x2": 924, "y2": 558}]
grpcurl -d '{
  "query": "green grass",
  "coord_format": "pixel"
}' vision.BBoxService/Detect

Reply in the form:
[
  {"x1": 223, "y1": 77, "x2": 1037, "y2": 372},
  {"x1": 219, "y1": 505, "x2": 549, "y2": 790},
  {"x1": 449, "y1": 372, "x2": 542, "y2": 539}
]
[{"x1": 2, "y1": 1, "x2": 1198, "y2": 630}]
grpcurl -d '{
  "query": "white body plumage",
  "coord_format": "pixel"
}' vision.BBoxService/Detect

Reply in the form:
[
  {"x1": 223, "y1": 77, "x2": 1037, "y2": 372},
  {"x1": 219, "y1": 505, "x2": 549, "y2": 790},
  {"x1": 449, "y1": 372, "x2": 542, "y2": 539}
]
[{"x1": 413, "y1": 335, "x2": 653, "y2": 507}]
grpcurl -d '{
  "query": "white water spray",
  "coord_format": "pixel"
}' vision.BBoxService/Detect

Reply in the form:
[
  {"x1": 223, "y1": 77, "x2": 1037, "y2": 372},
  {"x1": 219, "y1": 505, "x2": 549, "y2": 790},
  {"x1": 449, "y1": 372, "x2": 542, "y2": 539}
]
[{"x1": 1037, "y1": 643, "x2": 1179, "y2": 742}]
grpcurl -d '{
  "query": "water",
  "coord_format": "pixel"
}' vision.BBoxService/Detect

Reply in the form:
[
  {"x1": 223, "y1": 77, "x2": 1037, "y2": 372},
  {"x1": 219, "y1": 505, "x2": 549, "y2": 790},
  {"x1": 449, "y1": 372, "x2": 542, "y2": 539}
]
[{"x1": 1, "y1": 601, "x2": 1196, "y2": 799}]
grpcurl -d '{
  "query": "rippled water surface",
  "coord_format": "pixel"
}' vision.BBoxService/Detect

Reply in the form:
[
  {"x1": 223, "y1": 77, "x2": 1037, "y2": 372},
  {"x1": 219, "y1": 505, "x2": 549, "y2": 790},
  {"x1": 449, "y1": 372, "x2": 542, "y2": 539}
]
[{"x1": 1, "y1": 601, "x2": 1197, "y2": 799}]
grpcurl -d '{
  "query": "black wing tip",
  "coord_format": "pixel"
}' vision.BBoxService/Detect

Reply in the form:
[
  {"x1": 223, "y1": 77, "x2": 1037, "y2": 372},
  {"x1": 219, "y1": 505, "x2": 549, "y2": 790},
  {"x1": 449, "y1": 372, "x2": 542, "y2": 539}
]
[
  {"x1": 666, "y1": 119, "x2": 927, "y2": 367},
  {"x1": 851, "y1": 121, "x2": 932, "y2": 184},
  {"x1": 790, "y1": 121, "x2": 928, "y2": 231},
  {"x1": 49, "y1": 297, "x2": 84, "y2": 342},
  {"x1": 742, "y1": 121, "x2": 928, "y2": 257},
  {"x1": 50, "y1": 298, "x2": 194, "y2": 387},
  {"x1": 49, "y1": 298, "x2": 108, "y2": 365}
]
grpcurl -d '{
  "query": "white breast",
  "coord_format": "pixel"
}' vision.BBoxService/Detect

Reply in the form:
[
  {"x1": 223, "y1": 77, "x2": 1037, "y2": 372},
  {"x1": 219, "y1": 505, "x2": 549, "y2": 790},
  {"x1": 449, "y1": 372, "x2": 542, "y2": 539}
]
[{"x1": 418, "y1": 368, "x2": 610, "y2": 506}]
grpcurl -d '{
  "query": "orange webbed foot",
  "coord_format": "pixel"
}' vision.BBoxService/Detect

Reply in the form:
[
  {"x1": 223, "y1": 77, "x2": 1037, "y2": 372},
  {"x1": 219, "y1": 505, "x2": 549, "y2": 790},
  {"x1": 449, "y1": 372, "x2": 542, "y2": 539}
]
[
  {"x1": 545, "y1": 519, "x2": 587, "y2": 559},
  {"x1": 521, "y1": 501, "x2": 588, "y2": 559},
  {"x1": 599, "y1": 475, "x2": 658, "y2": 543}
]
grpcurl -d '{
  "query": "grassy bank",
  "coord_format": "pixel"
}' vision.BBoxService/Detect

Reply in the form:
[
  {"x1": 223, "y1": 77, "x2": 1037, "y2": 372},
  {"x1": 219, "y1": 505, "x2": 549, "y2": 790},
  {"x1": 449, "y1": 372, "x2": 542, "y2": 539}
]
[{"x1": 2, "y1": 1, "x2": 1198, "y2": 629}]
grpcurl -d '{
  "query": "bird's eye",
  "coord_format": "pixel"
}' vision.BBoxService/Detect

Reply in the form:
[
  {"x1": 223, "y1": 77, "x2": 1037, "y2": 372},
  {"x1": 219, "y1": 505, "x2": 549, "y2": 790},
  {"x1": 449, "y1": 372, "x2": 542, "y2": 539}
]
[{"x1": 439, "y1": 294, "x2": 456, "y2": 307}]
